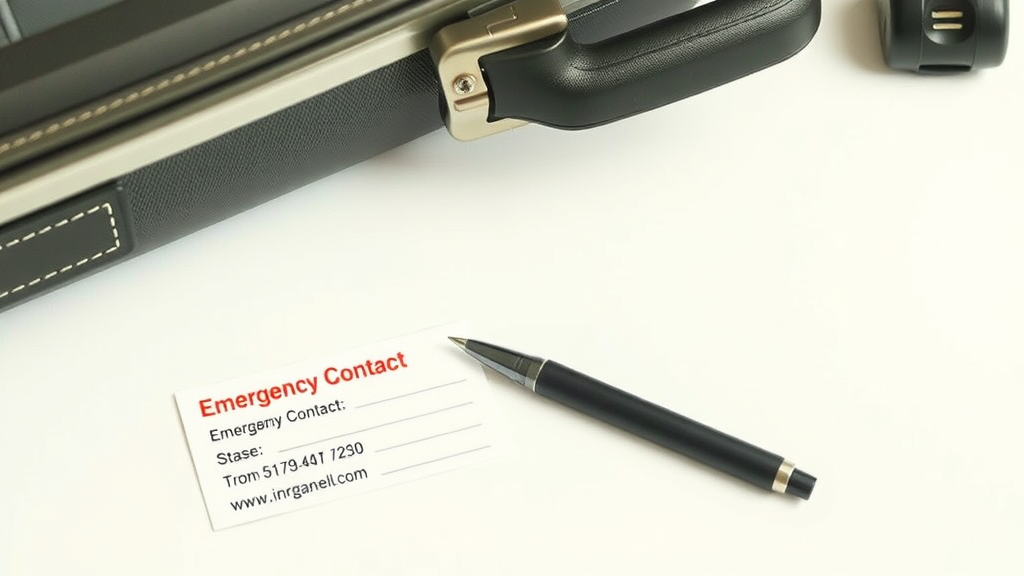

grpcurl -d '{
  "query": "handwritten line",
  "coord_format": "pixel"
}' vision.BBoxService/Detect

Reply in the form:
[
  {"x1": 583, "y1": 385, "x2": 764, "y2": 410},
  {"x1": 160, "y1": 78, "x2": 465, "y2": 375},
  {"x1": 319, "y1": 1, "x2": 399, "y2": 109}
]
[
  {"x1": 356, "y1": 379, "x2": 467, "y2": 409},
  {"x1": 375, "y1": 424, "x2": 484, "y2": 453},
  {"x1": 381, "y1": 445, "x2": 491, "y2": 476},
  {"x1": 278, "y1": 402, "x2": 474, "y2": 453}
]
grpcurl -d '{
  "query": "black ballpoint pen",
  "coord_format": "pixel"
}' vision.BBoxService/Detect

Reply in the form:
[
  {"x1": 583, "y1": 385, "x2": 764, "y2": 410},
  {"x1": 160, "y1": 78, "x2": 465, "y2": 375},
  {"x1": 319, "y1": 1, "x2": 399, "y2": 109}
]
[{"x1": 449, "y1": 337, "x2": 817, "y2": 499}]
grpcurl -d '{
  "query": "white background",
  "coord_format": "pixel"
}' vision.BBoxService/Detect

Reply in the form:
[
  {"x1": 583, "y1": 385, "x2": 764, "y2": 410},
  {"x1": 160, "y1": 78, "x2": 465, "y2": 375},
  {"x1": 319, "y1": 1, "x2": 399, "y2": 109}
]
[{"x1": 1, "y1": 0, "x2": 1022, "y2": 574}]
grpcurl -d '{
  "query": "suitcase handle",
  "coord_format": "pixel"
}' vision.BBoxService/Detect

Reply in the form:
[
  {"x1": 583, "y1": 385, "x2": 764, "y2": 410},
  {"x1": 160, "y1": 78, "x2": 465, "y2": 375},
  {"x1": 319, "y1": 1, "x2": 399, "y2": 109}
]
[{"x1": 480, "y1": 0, "x2": 821, "y2": 130}]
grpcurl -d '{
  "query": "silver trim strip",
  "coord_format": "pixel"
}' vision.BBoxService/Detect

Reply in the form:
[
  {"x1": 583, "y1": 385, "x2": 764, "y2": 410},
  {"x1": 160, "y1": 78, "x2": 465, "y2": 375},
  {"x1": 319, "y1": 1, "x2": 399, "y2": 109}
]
[
  {"x1": 0, "y1": 0, "x2": 22, "y2": 42},
  {"x1": 0, "y1": 0, "x2": 393, "y2": 165}
]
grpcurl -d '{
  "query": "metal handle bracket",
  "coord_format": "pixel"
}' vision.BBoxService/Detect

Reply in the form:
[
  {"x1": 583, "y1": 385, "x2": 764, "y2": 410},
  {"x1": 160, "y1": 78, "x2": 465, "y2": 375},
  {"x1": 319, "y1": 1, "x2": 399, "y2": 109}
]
[{"x1": 429, "y1": 0, "x2": 567, "y2": 141}]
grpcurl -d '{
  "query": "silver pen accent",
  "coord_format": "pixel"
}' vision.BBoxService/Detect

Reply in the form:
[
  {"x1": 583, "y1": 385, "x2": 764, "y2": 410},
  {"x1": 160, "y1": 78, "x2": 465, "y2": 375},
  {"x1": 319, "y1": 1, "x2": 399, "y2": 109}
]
[{"x1": 449, "y1": 337, "x2": 546, "y2": 391}]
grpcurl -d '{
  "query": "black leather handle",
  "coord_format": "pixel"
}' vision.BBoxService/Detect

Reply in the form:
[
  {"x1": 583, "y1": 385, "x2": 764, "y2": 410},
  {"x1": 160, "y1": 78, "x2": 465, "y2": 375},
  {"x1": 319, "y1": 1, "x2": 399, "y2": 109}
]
[{"x1": 480, "y1": 0, "x2": 821, "y2": 130}]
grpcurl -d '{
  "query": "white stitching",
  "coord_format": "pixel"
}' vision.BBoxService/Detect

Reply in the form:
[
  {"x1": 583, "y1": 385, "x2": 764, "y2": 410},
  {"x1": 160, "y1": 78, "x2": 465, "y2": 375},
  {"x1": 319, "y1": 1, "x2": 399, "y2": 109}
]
[
  {"x1": 0, "y1": 203, "x2": 121, "y2": 300},
  {"x1": 0, "y1": 0, "x2": 376, "y2": 157}
]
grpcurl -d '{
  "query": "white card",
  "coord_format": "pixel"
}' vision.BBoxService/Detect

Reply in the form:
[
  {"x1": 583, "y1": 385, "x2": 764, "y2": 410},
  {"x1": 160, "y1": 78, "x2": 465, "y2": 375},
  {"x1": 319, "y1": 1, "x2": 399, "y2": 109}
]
[{"x1": 175, "y1": 323, "x2": 506, "y2": 530}]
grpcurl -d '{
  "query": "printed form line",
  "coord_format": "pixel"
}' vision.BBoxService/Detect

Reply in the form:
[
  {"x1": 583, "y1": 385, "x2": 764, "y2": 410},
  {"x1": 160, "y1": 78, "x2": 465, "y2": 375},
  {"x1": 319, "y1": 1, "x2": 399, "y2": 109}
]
[
  {"x1": 381, "y1": 445, "x2": 492, "y2": 476},
  {"x1": 375, "y1": 424, "x2": 484, "y2": 453},
  {"x1": 278, "y1": 402, "x2": 474, "y2": 453},
  {"x1": 356, "y1": 379, "x2": 467, "y2": 409}
]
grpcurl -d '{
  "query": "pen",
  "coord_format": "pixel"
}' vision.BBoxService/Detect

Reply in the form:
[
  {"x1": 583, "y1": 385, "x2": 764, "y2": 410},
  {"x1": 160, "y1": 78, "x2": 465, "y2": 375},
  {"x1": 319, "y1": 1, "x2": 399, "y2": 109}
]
[{"x1": 449, "y1": 337, "x2": 816, "y2": 499}]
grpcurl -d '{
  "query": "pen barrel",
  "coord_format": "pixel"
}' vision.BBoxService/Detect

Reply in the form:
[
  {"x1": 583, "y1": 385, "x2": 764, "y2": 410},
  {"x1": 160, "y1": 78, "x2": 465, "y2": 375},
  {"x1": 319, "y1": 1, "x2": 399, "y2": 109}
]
[{"x1": 535, "y1": 361, "x2": 784, "y2": 492}]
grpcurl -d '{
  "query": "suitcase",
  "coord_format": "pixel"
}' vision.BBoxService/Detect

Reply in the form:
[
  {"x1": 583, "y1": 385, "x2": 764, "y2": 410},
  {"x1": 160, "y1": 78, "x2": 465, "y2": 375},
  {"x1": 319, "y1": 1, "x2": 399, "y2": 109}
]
[{"x1": 0, "y1": 0, "x2": 821, "y2": 313}]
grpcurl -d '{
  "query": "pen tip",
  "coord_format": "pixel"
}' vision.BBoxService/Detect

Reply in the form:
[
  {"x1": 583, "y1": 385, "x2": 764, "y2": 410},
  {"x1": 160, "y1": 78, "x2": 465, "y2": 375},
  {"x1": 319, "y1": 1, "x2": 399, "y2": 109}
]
[{"x1": 448, "y1": 337, "x2": 468, "y2": 350}]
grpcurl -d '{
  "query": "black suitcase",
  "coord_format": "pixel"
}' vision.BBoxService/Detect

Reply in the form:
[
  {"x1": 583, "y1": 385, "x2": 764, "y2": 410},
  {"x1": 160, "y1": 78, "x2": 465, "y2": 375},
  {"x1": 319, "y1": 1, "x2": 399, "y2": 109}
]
[{"x1": 0, "y1": 0, "x2": 820, "y2": 312}]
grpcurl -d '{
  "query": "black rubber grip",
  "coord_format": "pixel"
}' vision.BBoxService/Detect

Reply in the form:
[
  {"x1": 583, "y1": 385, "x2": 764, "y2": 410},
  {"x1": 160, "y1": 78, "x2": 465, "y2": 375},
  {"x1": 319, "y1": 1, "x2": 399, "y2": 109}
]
[
  {"x1": 535, "y1": 361, "x2": 786, "y2": 491},
  {"x1": 480, "y1": 0, "x2": 821, "y2": 129}
]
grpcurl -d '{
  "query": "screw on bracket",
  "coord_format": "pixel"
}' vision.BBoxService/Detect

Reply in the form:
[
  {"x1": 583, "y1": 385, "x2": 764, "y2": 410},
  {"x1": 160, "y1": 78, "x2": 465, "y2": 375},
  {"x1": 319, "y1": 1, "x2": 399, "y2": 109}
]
[{"x1": 453, "y1": 74, "x2": 477, "y2": 95}]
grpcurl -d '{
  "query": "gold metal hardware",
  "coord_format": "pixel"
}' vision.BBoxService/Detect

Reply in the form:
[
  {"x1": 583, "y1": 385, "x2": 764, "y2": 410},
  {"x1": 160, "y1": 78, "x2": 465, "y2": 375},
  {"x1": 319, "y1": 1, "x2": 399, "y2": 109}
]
[
  {"x1": 772, "y1": 460, "x2": 796, "y2": 494},
  {"x1": 931, "y1": 9, "x2": 965, "y2": 30},
  {"x1": 429, "y1": 0, "x2": 568, "y2": 141}
]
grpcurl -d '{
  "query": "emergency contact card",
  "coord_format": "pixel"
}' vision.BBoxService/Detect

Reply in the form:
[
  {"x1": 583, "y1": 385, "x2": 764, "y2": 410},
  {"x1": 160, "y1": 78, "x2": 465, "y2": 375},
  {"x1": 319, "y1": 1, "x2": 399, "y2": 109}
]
[{"x1": 175, "y1": 323, "x2": 506, "y2": 530}]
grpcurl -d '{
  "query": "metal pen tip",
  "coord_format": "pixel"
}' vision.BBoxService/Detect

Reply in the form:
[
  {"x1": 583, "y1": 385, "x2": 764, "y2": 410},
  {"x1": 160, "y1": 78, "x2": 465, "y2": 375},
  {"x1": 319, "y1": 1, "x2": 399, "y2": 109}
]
[{"x1": 448, "y1": 336, "x2": 468, "y2": 350}]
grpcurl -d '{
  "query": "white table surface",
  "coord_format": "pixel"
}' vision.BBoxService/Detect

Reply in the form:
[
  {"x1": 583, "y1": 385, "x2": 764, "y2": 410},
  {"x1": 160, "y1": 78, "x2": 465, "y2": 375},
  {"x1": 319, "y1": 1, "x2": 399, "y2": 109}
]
[{"x1": 2, "y1": 0, "x2": 1022, "y2": 574}]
